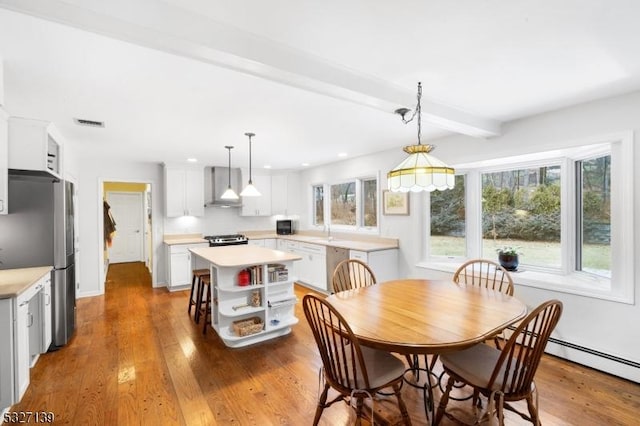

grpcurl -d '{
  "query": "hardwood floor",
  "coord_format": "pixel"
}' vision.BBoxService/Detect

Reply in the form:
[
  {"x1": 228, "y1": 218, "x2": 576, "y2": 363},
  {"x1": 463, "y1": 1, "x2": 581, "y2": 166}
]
[{"x1": 9, "y1": 262, "x2": 640, "y2": 425}]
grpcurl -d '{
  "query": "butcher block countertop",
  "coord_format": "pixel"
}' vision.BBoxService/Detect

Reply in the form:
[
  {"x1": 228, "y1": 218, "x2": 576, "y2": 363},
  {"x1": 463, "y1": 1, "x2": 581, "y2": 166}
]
[
  {"x1": 0, "y1": 266, "x2": 53, "y2": 299},
  {"x1": 190, "y1": 245, "x2": 302, "y2": 268}
]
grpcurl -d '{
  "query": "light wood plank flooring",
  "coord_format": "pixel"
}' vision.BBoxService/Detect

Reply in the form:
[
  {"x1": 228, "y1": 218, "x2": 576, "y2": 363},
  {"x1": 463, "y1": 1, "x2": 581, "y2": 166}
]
[{"x1": 9, "y1": 262, "x2": 640, "y2": 425}]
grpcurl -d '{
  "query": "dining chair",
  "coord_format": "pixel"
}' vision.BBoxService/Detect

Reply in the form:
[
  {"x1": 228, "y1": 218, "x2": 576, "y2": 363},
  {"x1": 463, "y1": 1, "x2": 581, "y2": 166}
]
[
  {"x1": 332, "y1": 259, "x2": 376, "y2": 293},
  {"x1": 434, "y1": 299, "x2": 563, "y2": 426},
  {"x1": 302, "y1": 294, "x2": 411, "y2": 426},
  {"x1": 453, "y1": 258, "x2": 514, "y2": 296}
]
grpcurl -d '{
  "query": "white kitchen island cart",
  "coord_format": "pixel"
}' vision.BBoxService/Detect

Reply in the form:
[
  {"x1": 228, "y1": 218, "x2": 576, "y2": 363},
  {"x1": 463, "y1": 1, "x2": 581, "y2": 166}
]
[{"x1": 190, "y1": 245, "x2": 302, "y2": 348}]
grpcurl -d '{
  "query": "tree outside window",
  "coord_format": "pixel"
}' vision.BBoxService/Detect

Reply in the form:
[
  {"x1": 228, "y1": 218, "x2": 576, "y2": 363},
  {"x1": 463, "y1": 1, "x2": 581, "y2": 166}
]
[
  {"x1": 313, "y1": 185, "x2": 324, "y2": 226},
  {"x1": 430, "y1": 175, "x2": 466, "y2": 257},
  {"x1": 481, "y1": 166, "x2": 561, "y2": 268},
  {"x1": 330, "y1": 182, "x2": 356, "y2": 225}
]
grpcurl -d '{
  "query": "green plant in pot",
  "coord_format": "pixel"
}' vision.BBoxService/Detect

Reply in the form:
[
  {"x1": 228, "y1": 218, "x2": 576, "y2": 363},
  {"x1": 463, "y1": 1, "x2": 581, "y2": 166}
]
[{"x1": 496, "y1": 246, "x2": 521, "y2": 271}]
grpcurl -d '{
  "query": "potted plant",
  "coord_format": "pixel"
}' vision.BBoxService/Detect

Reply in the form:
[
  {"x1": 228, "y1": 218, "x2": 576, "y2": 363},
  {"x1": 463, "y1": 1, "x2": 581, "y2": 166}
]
[{"x1": 496, "y1": 246, "x2": 521, "y2": 271}]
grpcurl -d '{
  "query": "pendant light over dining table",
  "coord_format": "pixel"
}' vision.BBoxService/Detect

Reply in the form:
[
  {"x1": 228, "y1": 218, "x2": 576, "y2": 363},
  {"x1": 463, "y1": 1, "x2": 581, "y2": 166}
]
[
  {"x1": 240, "y1": 132, "x2": 261, "y2": 197},
  {"x1": 387, "y1": 82, "x2": 455, "y2": 192},
  {"x1": 220, "y1": 145, "x2": 239, "y2": 200}
]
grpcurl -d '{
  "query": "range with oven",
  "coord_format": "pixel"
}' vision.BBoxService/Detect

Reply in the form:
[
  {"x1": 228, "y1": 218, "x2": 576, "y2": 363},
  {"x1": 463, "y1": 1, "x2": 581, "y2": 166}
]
[{"x1": 204, "y1": 234, "x2": 248, "y2": 247}]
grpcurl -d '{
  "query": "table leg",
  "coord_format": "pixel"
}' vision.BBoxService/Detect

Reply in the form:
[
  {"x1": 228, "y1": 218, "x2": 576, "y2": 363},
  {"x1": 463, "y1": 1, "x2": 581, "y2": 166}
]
[{"x1": 403, "y1": 354, "x2": 438, "y2": 425}]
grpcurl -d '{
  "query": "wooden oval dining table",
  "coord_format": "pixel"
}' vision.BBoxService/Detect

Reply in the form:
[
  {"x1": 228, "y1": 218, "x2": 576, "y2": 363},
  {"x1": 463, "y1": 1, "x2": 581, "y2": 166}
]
[
  {"x1": 326, "y1": 278, "x2": 527, "y2": 356},
  {"x1": 325, "y1": 278, "x2": 528, "y2": 424}
]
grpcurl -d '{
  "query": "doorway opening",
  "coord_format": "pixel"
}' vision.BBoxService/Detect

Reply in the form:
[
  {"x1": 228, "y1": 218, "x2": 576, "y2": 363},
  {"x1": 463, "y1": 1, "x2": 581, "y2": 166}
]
[{"x1": 102, "y1": 181, "x2": 153, "y2": 287}]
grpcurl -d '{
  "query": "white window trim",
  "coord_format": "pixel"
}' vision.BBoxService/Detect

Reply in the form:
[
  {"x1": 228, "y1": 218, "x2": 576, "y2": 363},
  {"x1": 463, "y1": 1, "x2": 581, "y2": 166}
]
[
  {"x1": 309, "y1": 173, "x2": 380, "y2": 234},
  {"x1": 420, "y1": 131, "x2": 634, "y2": 304}
]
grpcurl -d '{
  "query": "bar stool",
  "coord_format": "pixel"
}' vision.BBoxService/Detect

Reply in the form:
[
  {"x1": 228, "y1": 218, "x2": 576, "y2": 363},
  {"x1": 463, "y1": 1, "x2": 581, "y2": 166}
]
[
  {"x1": 189, "y1": 268, "x2": 209, "y2": 320},
  {"x1": 199, "y1": 275, "x2": 212, "y2": 334}
]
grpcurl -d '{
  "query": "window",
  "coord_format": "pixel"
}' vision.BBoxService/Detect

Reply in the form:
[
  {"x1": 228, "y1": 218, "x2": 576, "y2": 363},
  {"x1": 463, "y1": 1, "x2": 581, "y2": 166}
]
[
  {"x1": 577, "y1": 155, "x2": 611, "y2": 277},
  {"x1": 331, "y1": 181, "x2": 356, "y2": 225},
  {"x1": 481, "y1": 165, "x2": 561, "y2": 269},
  {"x1": 423, "y1": 133, "x2": 633, "y2": 302},
  {"x1": 312, "y1": 185, "x2": 324, "y2": 226},
  {"x1": 312, "y1": 176, "x2": 378, "y2": 231},
  {"x1": 430, "y1": 175, "x2": 466, "y2": 257},
  {"x1": 362, "y1": 178, "x2": 377, "y2": 227}
]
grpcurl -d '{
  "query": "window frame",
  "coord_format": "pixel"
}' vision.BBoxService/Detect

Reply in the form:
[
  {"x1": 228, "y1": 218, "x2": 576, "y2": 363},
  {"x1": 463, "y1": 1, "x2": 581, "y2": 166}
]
[
  {"x1": 310, "y1": 173, "x2": 380, "y2": 234},
  {"x1": 422, "y1": 132, "x2": 634, "y2": 304}
]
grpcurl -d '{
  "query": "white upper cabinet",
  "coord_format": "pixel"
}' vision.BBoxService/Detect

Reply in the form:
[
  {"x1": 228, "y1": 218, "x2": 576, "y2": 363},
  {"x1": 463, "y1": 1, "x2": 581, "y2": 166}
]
[
  {"x1": 0, "y1": 107, "x2": 8, "y2": 215},
  {"x1": 8, "y1": 117, "x2": 63, "y2": 179},
  {"x1": 164, "y1": 165, "x2": 205, "y2": 217},
  {"x1": 240, "y1": 173, "x2": 272, "y2": 216},
  {"x1": 271, "y1": 174, "x2": 289, "y2": 216}
]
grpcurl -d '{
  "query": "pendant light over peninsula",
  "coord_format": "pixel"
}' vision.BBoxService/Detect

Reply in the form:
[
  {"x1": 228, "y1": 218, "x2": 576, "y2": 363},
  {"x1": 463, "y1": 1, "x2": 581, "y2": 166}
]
[
  {"x1": 220, "y1": 145, "x2": 239, "y2": 200},
  {"x1": 240, "y1": 132, "x2": 261, "y2": 197}
]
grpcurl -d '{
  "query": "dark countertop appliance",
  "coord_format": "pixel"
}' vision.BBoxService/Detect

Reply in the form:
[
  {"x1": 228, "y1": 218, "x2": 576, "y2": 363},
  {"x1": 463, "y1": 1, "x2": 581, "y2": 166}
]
[
  {"x1": 204, "y1": 234, "x2": 249, "y2": 247},
  {"x1": 276, "y1": 220, "x2": 293, "y2": 235}
]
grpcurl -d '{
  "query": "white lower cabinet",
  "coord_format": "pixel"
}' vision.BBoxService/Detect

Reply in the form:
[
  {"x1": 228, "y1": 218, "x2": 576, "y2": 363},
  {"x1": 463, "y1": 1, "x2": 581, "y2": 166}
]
[
  {"x1": 0, "y1": 271, "x2": 51, "y2": 411},
  {"x1": 289, "y1": 242, "x2": 327, "y2": 292},
  {"x1": 350, "y1": 249, "x2": 399, "y2": 283},
  {"x1": 248, "y1": 238, "x2": 276, "y2": 249},
  {"x1": 166, "y1": 243, "x2": 209, "y2": 291}
]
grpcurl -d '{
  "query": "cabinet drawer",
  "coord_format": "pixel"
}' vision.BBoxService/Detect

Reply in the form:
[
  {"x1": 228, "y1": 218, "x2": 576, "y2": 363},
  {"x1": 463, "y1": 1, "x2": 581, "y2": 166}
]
[
  {"x1": 169, "y1": 243, "x2": 207, "y2": 254},
  {"x1": 350, "y1": 250, "x2": 367, "y2": 262},
  {"x1": 298, "y1": 243, "x2": 326, "y2": 255}
]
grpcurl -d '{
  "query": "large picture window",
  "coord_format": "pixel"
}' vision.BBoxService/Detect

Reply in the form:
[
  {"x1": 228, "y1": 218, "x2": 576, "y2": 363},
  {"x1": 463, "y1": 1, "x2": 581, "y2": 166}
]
[
  {"x1": 424, "y1": 133, "x2": 633, "y2": 303},
  {"x1": 481, "y1": 165, "x2": 561, "y2": 269},
  {"x1": 430, "y1": 175, "x2": 466, "y2": 257}
]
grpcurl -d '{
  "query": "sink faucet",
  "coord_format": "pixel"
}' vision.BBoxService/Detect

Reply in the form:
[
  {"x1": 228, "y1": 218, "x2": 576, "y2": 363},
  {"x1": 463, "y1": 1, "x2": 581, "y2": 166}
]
[{"x1": 325, "y1": 224, "x2": 332, "y2": 240}]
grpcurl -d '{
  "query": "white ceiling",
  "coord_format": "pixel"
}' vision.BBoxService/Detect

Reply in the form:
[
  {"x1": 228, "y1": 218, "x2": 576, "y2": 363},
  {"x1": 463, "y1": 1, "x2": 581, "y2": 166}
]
[{"x1": 1, "y1": 0, "x2": 640, "y2": 170}]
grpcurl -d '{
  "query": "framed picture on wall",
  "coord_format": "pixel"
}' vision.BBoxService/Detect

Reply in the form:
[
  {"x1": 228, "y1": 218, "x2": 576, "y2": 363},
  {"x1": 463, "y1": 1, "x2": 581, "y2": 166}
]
[{"x1": 382, "y1": 190, "x2": 410, "y2": 215}]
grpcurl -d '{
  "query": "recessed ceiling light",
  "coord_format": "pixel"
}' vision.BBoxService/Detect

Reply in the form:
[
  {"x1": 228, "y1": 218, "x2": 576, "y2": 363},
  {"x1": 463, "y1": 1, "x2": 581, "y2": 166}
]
[
  {"x1": 302, "y1": 163, "x2": 310, "y2": 167},
  {"x1": 263, "y1": 165, "x2": 272, "y2": 169},
  {"x1": 338, "y1": 152, "x2": 348, "y2": 157},
  {"x1": 187, "y1": 158, "x2": 197, "y2": 163}
]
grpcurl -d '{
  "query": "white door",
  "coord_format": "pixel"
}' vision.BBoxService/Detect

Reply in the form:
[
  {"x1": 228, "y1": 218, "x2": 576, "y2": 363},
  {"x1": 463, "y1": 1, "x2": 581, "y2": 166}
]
[{"x1": 107, "y1": 192, "x2": 144, "y2": 263}]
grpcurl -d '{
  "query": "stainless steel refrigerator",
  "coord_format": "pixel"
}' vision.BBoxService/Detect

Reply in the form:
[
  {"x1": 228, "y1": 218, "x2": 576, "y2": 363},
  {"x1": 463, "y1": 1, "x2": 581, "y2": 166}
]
[{"x1": 0, "y1": 174, "x2": 76, "y2": 349}]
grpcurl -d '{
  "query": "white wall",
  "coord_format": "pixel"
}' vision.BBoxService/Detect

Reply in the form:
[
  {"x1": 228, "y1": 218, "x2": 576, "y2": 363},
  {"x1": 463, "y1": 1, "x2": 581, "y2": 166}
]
[
  {"x1": 298, "y1": 90, "x2": 640, "y2": 382},
  {"x1": 76, "y1": 159, "x2": 164, "y2": 297}
]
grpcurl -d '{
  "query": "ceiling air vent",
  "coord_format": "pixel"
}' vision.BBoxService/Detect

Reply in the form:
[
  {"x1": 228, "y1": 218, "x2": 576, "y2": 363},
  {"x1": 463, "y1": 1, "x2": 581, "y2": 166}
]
[{"x1": 73, "y1": 118, "x2": 105, "y2": 128}]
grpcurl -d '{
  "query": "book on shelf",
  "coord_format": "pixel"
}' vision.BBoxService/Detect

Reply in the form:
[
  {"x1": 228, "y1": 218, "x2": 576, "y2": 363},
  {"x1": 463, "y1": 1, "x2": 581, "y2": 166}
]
[{"x1": 267, "y1": 264, "x2": 288, "y2": 282}]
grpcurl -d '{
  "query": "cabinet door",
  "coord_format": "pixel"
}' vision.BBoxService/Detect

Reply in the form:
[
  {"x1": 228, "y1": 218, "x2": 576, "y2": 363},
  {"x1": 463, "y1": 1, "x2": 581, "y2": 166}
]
[
  {"x1": 164, "y1": 166, "x2": 204, "y2": 217},
  {"x1": 271, "y1": 174, "x2": 288, "y2": 215},
  {"x1": 241, "y1": 174, "x2": 271, "y2": 216},
  {"x1": 184, "y1": 168, "x2": 204, "y2": 217},
  {"x1": 309, "y1": 254, "x2": 327, "y2": 291},
  {"x1": 28, "y1": 293, "x2": 42, "y2": 365},
  {"x1": 165, "y1": 168, "x2": 186, "y2": 217},
  {"x1": 0, "y1": 299, "x2": 14, "y2": 409},
  {"x1": 0, "y1": 107, "x2": 7, "y2": 215},
  {"x1": 169, "y1": 251, "x2": 191, "y2": 287},
  {"x1": 15, "y1": 299, "x2": 30, "y2": 401},
  {"x1": 41, "y1": 277, "x2": 52, "y2": 352}
]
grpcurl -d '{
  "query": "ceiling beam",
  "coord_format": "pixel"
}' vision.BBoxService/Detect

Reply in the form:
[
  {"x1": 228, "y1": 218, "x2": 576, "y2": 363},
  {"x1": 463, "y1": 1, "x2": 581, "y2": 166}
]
[{"x1": 0, "y1": 0, "x2": 501, "y2": 137}]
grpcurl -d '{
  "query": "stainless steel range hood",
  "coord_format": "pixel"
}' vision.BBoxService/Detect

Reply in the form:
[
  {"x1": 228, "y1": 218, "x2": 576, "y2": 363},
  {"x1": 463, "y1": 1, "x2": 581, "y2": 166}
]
[{"x1": 204, "y1": 166, "x2": 242, "y2": 207}]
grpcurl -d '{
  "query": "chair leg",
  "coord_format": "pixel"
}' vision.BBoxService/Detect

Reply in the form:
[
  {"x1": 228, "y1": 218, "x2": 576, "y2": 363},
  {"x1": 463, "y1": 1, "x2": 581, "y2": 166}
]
[
  {"x1": 434, "y1": 375, "x2": 455, "y2": 425},
  {"x1": 194, "y1": 276, "x2": 204, "y2": 324},
  {"x1": 312, "y1": 384, "x2": 330, "y2": 426},
  {"x1": 188, "y1": 273, "x2": 197, "y2": 315},
  {"x1": 202, "y1": 282, "x2": 211, "y2": 334},
  {"x1": 526, "y1": 394, "x2": 541, "y2": 426},
  {"x1": 354, "y1": 397, "x2": 364, "y2": 426},
  {"x1": 393, "y1": 382, "x2": 412, "y2": 425}
]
